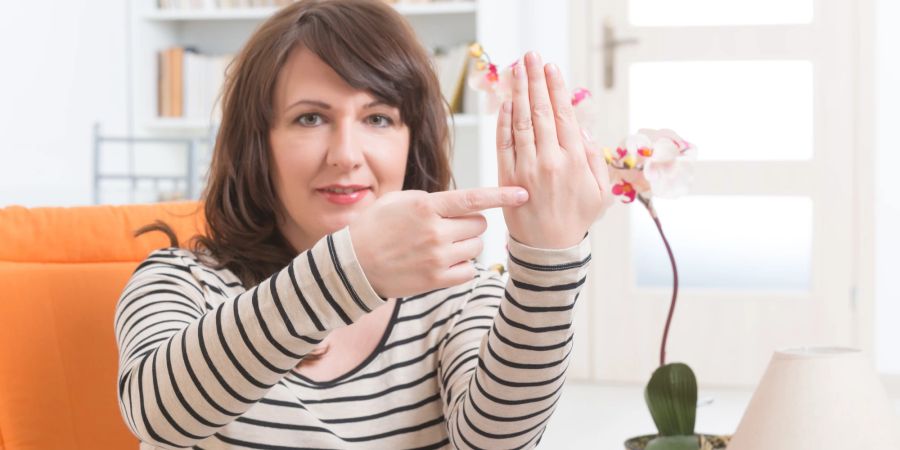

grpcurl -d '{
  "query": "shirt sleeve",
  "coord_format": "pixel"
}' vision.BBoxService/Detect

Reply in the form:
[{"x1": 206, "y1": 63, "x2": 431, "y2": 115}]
[
  {"x1": 438, "y1": 233, "x2": 591, "y2": 449},
  {"x1": 114, "y1": 226, "x2": 386, "y2": 449}
]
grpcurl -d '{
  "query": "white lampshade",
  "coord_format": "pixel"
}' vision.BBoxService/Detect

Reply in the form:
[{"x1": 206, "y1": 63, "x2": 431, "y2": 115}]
[{"x1": 729, "y1": 347, "x2": 900, "y2": 450}]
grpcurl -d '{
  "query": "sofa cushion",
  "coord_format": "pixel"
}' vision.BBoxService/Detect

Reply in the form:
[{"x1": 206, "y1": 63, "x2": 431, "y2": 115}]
[
  {"x1": 0, "y1": 201, "x2": 204, "y2": 450},
  {"x1": 0, "y1": 202, "x2": 205, "y2": 264}
]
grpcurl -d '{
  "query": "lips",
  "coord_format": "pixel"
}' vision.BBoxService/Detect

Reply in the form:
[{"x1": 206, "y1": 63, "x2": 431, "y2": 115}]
[
  {"x1": 318, "y1": 186, "x2": 369, "y2": 194},
  {"x1": 316, "y1": 185, "x2": 371, "y2": 205}
]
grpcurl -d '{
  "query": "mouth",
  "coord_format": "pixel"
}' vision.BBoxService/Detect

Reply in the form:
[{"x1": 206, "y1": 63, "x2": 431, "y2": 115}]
[
  {"x1": 315, "y1": 186, "x2": 371, "y2": 205},
  {"x1": 317, "y1": 186, "x2": 370, "y2": 194}
]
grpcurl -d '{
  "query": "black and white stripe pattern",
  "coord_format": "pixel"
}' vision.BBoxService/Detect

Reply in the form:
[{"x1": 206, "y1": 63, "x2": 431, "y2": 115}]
[{"x1": 115, "y1": 226, "x2": 591, "y2": 449}]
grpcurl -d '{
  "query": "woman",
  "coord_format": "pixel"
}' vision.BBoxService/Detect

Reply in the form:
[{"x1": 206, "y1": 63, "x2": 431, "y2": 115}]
[{"x1": 114, "y1": 0, "x2": 611, "y2": 448}]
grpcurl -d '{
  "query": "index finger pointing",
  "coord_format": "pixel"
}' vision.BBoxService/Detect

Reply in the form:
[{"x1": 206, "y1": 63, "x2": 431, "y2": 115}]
[{"x1": 429, "y1": 187, "x2": 529, "y2": 217}]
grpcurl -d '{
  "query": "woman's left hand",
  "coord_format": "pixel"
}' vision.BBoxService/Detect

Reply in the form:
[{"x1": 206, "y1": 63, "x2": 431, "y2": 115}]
[{"x1": 498, "y1": 51, "x2": 613, "y2": 249}]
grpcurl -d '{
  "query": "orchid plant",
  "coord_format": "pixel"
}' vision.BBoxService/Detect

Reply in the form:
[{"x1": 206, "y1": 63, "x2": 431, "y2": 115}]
[
  {"x1": 468, "y1": 44, "x2": 709, "y2": 450},
  {"x1": 606, "y1": 129, "x2": 703, "y2": 450}
]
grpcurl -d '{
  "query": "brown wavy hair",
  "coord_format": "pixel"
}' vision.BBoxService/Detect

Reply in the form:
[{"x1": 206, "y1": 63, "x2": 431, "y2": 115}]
[{"x1": 138, "y1": 0, "x2": 453, "y2": 287}]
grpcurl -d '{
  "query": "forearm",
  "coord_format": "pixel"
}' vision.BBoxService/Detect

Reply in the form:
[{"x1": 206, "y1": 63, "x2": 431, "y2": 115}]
[
  {"x1": 444, "y1": 234, "x2": 591, "y2": 449},
  {"x1": 115, "y1": 226, "x2": 385, "y2": 448}
]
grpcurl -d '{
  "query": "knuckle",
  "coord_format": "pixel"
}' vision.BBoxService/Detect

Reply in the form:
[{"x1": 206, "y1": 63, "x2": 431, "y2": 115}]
[
  {"x1": 379, "y1": 191, "x2": 398, "y2": 201},
  {"x1": 532, "y1": 101, "x2": 553, "y2": 117},
  {"x1": 413, "y1": 196, "x2": 431, "y2": 214},
  {"x1": 423, "y1": 227, "x2": 442, "y2": 246},
  {"x1": 463, "y1": 191, "x2": 482, "y2": 211},
  {"x1": 424, "y1": 269, "x2": 442, "y2": 285},
  {"x1": 497, "y1": 135, "x2": 514, "y2": 150},
  {"x1": 538, "y1": 158, "x2": 563, "y2": 173},
  {"x1": 425, "y1": 248, "x2": 444, "y2": 268},
  {"x1": 378, "y1": 190, "x2": 404, "y2": 206},
  {"x1": 555, "y1": 104, "x2": 577, "y2": 124},
  {"x1": 513, "y1": 117, "x2": 533, "y2": 132},
  {"x1": 518, "y1": 142, "x2": 537, "y2": 154},
  {"x1": 399, "y1": 189, "x2": 425, "y2": 202}
]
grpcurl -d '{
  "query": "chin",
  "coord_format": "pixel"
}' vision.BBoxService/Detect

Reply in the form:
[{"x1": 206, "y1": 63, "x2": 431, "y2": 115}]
[{"x1": 321, "y1": 211, "x2": 360, "y2": 233}]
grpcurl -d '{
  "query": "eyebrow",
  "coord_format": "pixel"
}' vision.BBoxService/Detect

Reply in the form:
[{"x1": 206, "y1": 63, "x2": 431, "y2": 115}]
[{"x1": 285, "y1": 99, "x2": 390, "y2": 112}]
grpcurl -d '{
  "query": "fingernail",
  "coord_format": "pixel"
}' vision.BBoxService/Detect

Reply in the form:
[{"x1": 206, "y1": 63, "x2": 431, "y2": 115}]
[
  {"x1": 546, "y1": 63, "x2": 558, "y2": 77},
  {"x1": 527, "y1": 51, "x2": 542, "y2": 65},
  {"x1": 515, "y1": 189, "x2": 529, "y2": 204},
  {"x1": 513, "y1": 64, "x2": 523, "y2": 79},
  {"x1": 581, "y1": 128, "x2": 594, "y2": 142}
]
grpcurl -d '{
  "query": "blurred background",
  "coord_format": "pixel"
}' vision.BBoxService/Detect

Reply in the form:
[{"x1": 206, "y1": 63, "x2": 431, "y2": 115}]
[{"x1": 0, "y1": 0, "x2": 897, "y2": 446}]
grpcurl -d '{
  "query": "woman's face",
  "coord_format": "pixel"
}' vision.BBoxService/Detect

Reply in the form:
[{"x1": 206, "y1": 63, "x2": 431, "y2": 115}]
[{"x1": 269, "y1": 46, "x2": 410, "y2": 252}]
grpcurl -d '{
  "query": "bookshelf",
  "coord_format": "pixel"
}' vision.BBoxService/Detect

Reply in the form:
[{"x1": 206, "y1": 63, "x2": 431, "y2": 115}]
[
  {"x1": 120, "y1": 0, "x2": 527, "y2": 265},
  {"x1": 130, "y1": 1, "x2": 484, "y2": 127},
  {"x1": 142, "y1": 2, "x2": 477, "y2": 21}
]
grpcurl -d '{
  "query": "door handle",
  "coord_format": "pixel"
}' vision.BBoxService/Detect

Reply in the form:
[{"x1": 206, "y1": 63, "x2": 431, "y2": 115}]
[{"x1": 603, "y1": 20, "x2": 639, "y2": 90}]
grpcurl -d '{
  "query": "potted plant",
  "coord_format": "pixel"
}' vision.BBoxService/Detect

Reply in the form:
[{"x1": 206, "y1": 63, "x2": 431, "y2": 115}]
[{"x1": 604, "y1": 130, "x2": 730, "y2": 450}]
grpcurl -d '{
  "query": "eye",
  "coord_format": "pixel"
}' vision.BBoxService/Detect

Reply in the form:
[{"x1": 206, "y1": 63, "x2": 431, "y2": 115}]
[
  {"x1": 295, "y1": 113, "x2": 324, "y2": 127},
  {"x1": 366, "y1": 114, "x2": 394, "y2": 128}
]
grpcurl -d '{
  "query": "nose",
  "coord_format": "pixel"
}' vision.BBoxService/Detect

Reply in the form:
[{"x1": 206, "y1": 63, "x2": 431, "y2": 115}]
[{"x1": 326, "y1": 121, "x2": 364, "y2": 170}]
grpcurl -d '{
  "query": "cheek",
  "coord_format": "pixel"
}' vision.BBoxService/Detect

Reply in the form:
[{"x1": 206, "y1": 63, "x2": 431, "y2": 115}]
[
  {"x1": 270, "y1": 134, "x2": 322, "y2": 195},
  {"x1": 373, "y1": 136, "x2": 410, "y2": 189},
  {"x1": 379, "y1": 129, "x2": 409, "y2": 185}
]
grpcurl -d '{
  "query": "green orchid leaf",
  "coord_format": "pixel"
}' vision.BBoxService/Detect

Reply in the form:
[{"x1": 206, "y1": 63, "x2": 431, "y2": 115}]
[
  {"x1": 645, "y1": 435, "x2": 700, "y2": 450},
  {"x1": 644, "y1": 363, "x2": 697, "y2": 436}
]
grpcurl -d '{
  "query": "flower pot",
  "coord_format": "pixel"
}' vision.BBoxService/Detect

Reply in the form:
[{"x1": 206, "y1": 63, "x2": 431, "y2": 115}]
[{"x1": 624, "y1": 434, "x2": 731, "y2": 450}]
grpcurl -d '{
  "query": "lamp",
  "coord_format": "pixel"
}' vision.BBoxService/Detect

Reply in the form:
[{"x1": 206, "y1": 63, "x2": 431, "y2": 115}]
[{"x1": 728, "y1": 347, "x2": 900, "y2": 449}]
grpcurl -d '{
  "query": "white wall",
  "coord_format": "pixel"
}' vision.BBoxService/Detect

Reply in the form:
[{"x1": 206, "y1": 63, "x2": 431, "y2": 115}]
[
  {"x1": 875, "y1": 0, "x2": 900, "y2": 374},
  {"x1": 2, "y1": 0, "x2": 895, "y2": 374},
  {"x1": 0, "y1": 1, "x2": 128, "y2": 207},
  {"x1": 473, "y1": 0, "x2": 570, "y2": 269},
  {"x1": 0, "y1": 1, "x2": 570, "y2": 210}
]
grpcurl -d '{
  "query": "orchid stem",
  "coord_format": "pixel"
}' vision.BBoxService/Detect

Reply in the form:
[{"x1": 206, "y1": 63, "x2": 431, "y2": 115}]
[{"x1": 639, "y1": 195, "x2": 679, "y2": 367}]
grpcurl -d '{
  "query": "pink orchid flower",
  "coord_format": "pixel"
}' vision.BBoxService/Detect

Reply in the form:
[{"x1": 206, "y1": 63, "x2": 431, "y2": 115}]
[
  {"x1": 606, "y1": 129, "x2": 696, "y2": 202},
  {"x1": 466, "y1": 45, "x2": 595, "y2": 121},
  {"x1": 468, "y1": 58, "x2": 517, "y2": 112},
  {"x1": 638, "y1": 128, "x2": 697, "y2": 199},
  {"x1": 612, "y1": 180, "x2": 637, "y2": 203}
]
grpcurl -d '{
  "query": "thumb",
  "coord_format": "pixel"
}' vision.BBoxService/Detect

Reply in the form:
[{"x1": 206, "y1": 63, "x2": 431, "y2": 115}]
[
  {"x1": 429, "y1": 186, "x2": 529, "y2": 218},
  {"x1": 582, "y1": 128, "x2": 615, "y2": 213}
]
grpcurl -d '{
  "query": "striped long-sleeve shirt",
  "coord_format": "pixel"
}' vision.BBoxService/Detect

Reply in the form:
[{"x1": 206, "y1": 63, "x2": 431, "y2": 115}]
[{"x1": 114, "y1": 225, "x2": 591, "y2": 449}]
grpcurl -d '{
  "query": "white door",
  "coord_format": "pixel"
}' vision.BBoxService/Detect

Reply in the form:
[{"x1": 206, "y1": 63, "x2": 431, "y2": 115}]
[{"x1": 570, "y1": 0, "x2": 858, "y2": 385}]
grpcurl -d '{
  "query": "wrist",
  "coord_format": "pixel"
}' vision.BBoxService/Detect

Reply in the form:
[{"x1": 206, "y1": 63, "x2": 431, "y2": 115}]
[
  {"x1": 508, "y1": 231, "x2": 588, "y2": 250},
  {"x1": 347, "y1": 224, "x2": 384, "y2": 297}
]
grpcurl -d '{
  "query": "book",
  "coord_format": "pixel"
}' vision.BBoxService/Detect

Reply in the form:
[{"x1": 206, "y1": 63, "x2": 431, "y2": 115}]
[
  {"x1": 157, "y1": 50, "x2": 167, "y2": 117},
  {"x1": 158, "y1": 46, "x2": 233, "y2": 121},
  {"x1": 170, "y1": 47, "x2": 184, "y2": 117},
  {"x1": 432, "y1": 43, "x2": 471, "y2": 113}
]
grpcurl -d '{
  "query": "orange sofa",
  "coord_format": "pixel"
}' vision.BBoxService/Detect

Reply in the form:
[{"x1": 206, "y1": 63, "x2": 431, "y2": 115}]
[{"x1": 0, "y1": 202, "x2": 205, "y2": 450}]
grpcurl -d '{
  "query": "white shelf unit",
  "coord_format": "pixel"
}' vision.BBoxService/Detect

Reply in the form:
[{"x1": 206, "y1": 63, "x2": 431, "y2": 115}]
[
  {"x1": 125, "y1": 0, "x2": 523, "y2": 265},
  {"x1": 142, "y1": 2, "x2": 477, "y2": 21},
  {"x1": 131, "y1": 5, "x2": 483, "y2": 127}
]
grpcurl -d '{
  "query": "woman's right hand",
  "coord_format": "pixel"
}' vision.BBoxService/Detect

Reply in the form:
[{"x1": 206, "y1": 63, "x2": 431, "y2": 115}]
[{"x1": 349, "y1": 187, "x2": 528, "y2": 298}]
